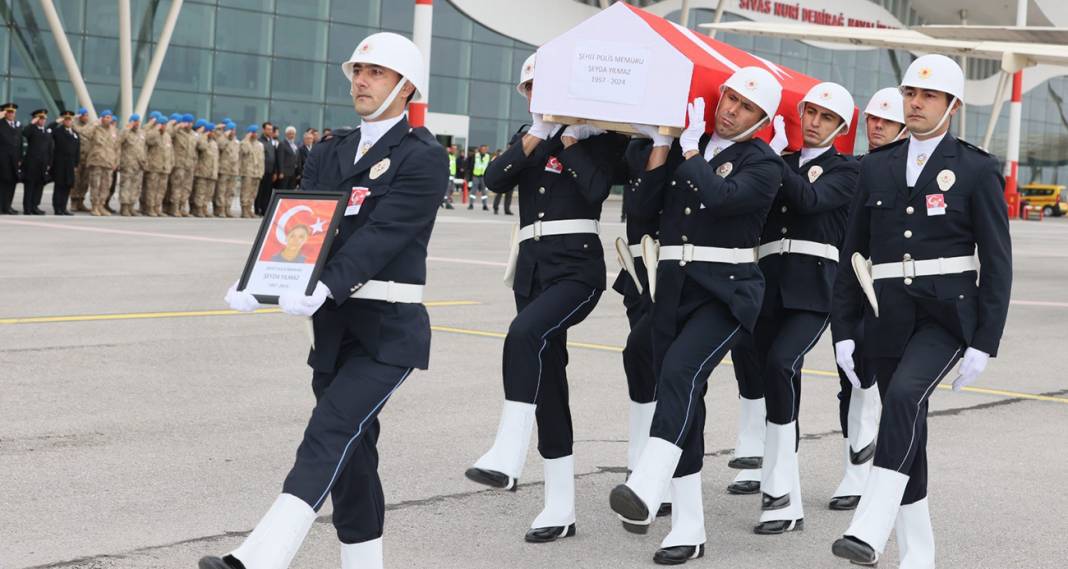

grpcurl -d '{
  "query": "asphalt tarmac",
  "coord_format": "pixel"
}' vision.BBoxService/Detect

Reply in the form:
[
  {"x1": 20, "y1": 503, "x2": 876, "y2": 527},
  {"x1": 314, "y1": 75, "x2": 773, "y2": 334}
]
[{"x1": 2, "y1": 195, "x2": 1066, "y2": 569}]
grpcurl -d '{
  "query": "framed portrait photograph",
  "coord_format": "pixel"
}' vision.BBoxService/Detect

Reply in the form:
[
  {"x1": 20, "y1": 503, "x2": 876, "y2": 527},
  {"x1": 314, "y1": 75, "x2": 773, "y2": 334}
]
[{"x1": 237, "y1": 190, "x2": 347, "y2": 304}]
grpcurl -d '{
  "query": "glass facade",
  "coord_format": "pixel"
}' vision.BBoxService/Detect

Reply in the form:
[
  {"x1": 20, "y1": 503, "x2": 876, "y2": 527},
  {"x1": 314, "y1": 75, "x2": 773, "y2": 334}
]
[
  {"x1": 0, "y1": 0, "x2": 1065, "y2": 181},
  {"x1": 0, "y1": 0, "x2": 533, "y2": 151}
]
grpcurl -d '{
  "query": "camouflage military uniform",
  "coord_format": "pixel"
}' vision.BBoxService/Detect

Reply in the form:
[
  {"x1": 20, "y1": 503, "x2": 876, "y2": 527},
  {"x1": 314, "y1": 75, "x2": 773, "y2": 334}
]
[
  {"x1": 84, "y1": 122, "x2": 121, "y2": 216},
  {"x1": 215, "y1": 133, "x2": 240, "y2": 217},
  {"x1": 142, "y1": 124, "x2": 174, "y2": 216},
  {"x1": 167, "y1": 126, "x2": 196, "y2": 217},
  {"x1": 70, "y1": 118, "x2": 93, "y2": 212},
  {"x1": 118, "y1": 125, "x2": 147, "y2": 216},
  {"x1": 239, "y1": 136, "x2": 265, "y2": 218},
  {"x1": 191, "y1": 134, "x2": 219, "y2": 217}
]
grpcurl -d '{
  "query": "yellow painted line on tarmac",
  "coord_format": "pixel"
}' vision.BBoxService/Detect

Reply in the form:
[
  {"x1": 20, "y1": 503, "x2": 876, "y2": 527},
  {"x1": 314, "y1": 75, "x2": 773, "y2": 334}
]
[
  {"x1": 0, "y1": 301, "x2": 479, "y2": 325},
  {"x1": 430, "y1": 324, "x2": 1068, "y2": 406}
]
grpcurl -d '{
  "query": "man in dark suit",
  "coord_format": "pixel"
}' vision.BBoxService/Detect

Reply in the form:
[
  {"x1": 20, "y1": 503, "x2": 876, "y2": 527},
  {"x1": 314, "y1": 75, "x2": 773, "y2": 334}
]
[
  {"x1": 21, "y1": 109, "x2": 55, "y2": 215},
  {"x1": 50, "y1": 110, "x2": 80, "y2": 215},
  {"x1": 296, "y1": 130, "x2": 314, "y2": 187},
  {"x1": 465, "y1": 53, "x2": 628, "y2": 545},
  {"x1": 0, "y1": 102, "x2": 21, "y2": 214},
  {"x1": 609, "y1": 67, "x2": 784, "y2": 565},
  {"x1": 255, "y1": 121, "x2": 278, "y2": 215},
  {"x1": 276, "y1": 125, "x2": 300, "y2": 189},
  {"x1": 830, "y1": 55, "x2": 1012, "y2": 568},
  {"x1": 204, "y1": 32, "x2": 447, "y2": 569},
  {"x1": 727, "y1": 83, "x2": 860, "y2": 536}
]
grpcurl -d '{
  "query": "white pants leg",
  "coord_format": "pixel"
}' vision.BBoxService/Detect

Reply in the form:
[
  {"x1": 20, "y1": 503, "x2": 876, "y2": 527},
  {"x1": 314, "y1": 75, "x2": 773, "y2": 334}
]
[
  {"x1": 472, "y1": 400, "x2": 536, "y2": 481},
  {"x1": 896, "y1": 498, "x2": 935, "y2": 569},
  {"x1": 623, "y1": 437, "x2": 683, "y2": 524},
  {"x1": 229, "y1": 494, "x2": 317, "y2": 569},
  {"x1": 661, "y1": 473, "x2": 706, "y2": 548},
  {"x1": 833, "y1": 438, "x2": 871, "y2": 499},
  {"x1": 531, "y1": 455, "x2": 576, "y2": 529},
  {"x1": 627, "y1": 401, "x2": 657, "y2": 472},
  {"x1": 733, "y1": 396, "x2": 766, "y2": 460},
  {"x1": 844, "y1": 467, "x2": 910, "y2": 554},
  {"x1": 341, "y1": 537, "x2": 383, "y2": 569}
]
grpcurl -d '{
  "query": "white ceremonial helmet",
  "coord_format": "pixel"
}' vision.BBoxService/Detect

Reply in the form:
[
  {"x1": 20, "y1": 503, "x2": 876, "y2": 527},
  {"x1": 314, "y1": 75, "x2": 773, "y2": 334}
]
[
  {"x1": 517, "y1": 53, "x2": 536, "y2": 96},
  {"x1": 900, "y1": 54, "x2": 964, "y2": 102},
  {"x1": 864, "y1": 87, "x2": 905, "y2": 125},
  {"x1": 899, "y1": 54, "x2": 965, "y2": 137},
  {"x1": 719, "y1": 66, "x2": 783, "y2": 141},
  {"x1": 341, "y1": 32, "x2": 427, "y2": 119},
  {"x1": 797, "y1": 81, "x2": 854, "y2": 146}
]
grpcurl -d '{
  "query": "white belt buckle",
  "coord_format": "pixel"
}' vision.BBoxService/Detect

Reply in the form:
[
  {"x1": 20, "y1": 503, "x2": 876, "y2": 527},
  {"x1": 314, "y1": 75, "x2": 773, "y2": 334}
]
[
  {"x1": 682, "y1": 243, "x2": 695, "y2": 263},
  {"x1": 936, "y1": 257, "x2": 946, "y2": 275},
  {"x1": 779, "y1": 238, "x2": 792, "y2": 255},
  {"x1": 533, "y1": 220, "x2": 543, "y2": 241},
  {"x1": 385, "y1": 281, "x2": 397, "y2": 303},
  {"x1": 902, "y1": 258, "x2": 917, "y2": 279}
]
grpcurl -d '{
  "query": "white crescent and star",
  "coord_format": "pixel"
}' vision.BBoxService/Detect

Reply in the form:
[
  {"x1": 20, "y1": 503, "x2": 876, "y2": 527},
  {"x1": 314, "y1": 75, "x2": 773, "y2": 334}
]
[{"x1": 274, "y1": 205, "x2": 324, "y2": 245}]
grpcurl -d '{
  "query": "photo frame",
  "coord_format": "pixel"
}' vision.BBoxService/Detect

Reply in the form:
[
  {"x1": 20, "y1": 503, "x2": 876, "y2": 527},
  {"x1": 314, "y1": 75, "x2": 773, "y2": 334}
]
[{"x1": 237, "y1": 190, "x2": 347, "y2": 304}]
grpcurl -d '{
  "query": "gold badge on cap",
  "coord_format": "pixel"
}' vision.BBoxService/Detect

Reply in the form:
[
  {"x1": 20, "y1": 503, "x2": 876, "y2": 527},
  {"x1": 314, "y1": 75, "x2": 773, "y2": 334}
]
[
  {"x1": 808, "y1": 165, "x2": 824, "y2": 183},
  {"x1": 937, "y1": 169, "x2": 955, "y2": 192},
  {"x1": 370, "y1": 158, "x2": 390, "y2": 180},
  {"x1": 717, "y1": 162, "x2": 733, "y2": 178}
]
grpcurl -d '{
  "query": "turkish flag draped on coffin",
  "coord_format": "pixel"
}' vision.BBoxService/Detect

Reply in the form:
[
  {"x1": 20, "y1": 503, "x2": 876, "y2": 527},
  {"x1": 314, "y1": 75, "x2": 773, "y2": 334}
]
[{"x1": 531, "y1": 2, "x2": 858, "y2": 154}]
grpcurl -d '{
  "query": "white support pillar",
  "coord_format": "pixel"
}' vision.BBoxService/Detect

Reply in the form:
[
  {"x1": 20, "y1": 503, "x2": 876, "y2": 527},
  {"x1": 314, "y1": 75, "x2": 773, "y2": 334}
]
[
  {"x1": 118, "y1": 0, "x2": 133, "y2": 126},
  {"x1": 981, "y1": 70, "x2": 1010, "y2": 152},
  {"x1": 958, "y1": 9, "x2": 968, "y2": 139},
  {"x1": 134, "y1": 0, "x2": 183, "y2": 118},
  {"x1": 410, "y1": 0, "x2": 433, "y2": 128},
  {"x1": 679, "y1": 0, "x2": 691, "y2": 27},
  {"x1": 708, "y1": 0, "x2": 728, "y2": 39},
  {"x1": 39, "y1": 0, "x2": 96, "y2": 119}
]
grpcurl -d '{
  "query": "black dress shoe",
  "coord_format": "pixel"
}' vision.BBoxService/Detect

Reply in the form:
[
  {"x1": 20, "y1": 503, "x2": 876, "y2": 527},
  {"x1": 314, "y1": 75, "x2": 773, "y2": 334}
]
[
  {"x1": 728, "y1": 456, "x2": 762, "y2": 470},
  {"x1": 832, "y1": 535, "x2": 878, "y2": 566},
  {"x1": 761, "y1": 492, "x2": 790, "y2": 511},
  {"x1": 465, "y1": 467, "x2": 517, "y2": 490},
  {"x1": 505, "y1": 210, "x2": 514, "y2": 215},
  {"x1": 653, "y1": 544, "x2": 705, "y2": 565},
  {"x1": 62, "y1": 210, "x2": 74, "y2": 216},
  {"x1": 829, "y1": 495, "x2": 860, "y2": 511},
  {"x1": 32, "y1": 208, "x2": 46, "y2": 215},
  {"x1": 850, "y1": 443, "x2": 875, "y2": 465},
  {"x1": 198, "y1": 555, "x2": 244, "y2": 569},
  {"x1": 657, "y1": 502, "x2": 672, "y2": 517},
  {"x1": 754, "y1": 518, "x2": 804, "y2": 535},
  {"x1": 727, "y1": 480, "x2": 761, "y2": 495},
  {"x1": 524, "y1": 523, "x2": 576, "y2": 543},
  {"x1": 609, "y1": 484, "x2": 650, "y2": 534},
  {"x1": 3, "y1": 207, "x2": 19, "y2": 214}
]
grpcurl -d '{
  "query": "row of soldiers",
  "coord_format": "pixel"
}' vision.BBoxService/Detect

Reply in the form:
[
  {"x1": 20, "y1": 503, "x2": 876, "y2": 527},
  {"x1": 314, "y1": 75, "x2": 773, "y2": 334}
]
[{"x1": 70, "y1": 110, "x2": 267, "y2": 218}]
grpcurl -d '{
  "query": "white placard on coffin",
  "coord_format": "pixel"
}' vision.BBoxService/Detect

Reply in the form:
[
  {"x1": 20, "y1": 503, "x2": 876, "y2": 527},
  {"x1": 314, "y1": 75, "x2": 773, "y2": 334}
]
[{"x1": 531, "y1": 2, "x2": 693, "y2": 132}]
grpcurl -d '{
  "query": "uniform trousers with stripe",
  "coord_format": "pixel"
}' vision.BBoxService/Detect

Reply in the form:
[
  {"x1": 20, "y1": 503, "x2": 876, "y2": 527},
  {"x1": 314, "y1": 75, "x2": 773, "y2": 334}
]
[
  {"x1": 281, "y1": 345, "x2": 411, "y2": 544},
  {"x1": 622, "y1": 289, "x2": 657, "y2": 404},
  {"x1": 650, "y1": 280, "x2": 743, "y2": 477},
  {"x1": 504, "y1": 276, "x2": 601, "y2": 459},
  {"x1": 866, "y1": 311, "x2": 963, "y2": 505},
  {"x1": 734, "y1": 300, "x2": 830, "y2": 427}
]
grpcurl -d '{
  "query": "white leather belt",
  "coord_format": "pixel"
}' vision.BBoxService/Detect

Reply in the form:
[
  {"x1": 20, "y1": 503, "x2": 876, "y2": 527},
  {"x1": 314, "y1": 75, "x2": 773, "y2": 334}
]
[
  {"x1": 659, "y1": 244, "x2": 757, "y2": 265},
  {"x1": 349, "y1": 280, "x2": 424, "y2": 303},
  {"x1": 518, "y1": 219, "x2": 600, "y2": 242},
  {"x1": 757, "y1": 239, "x2": 839, "y2": 261},
  {"x1": 629, "y1": 244, "x2": 642, "y2": 258},
  {"x1": 871, "y1": 256, "x2": 978, "y2": 280}
]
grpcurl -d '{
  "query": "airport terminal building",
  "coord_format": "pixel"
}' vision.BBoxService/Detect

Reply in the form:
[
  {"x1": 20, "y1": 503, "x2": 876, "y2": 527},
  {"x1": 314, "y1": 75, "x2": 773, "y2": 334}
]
[{"x1": 0, "y1": 0, "x2": 1065, "y2": 183}]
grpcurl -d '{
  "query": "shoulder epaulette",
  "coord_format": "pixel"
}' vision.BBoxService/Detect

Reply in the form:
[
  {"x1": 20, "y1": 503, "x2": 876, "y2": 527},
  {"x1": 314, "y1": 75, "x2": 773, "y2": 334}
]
[
  {"x1": 957, "y1": 138, "x2": 991, "y2": 156},
  {"x1": 869, "y1": 137, "x2": 907, "y2": 154},
  {"x1": 322, "y1": 127, "x2": 355, "y2": 143}
]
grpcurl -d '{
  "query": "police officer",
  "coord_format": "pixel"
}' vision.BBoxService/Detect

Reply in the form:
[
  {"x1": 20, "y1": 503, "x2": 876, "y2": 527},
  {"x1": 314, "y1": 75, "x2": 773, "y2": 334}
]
[
  {"x1": 142, "y1": 112, "x2": 174, "y2": 217},
  {"x1": 168, "y1": 114, "x2": 196, "y2": 217},
  {"x1": 118, "y1": 114, "x2": 147, "y2": 216},
  {"x1": 201, "y1": 31, "x2": 447, "y2": 569},
  {"x1": 70, "y1": 107, "x2": 93, "y2": 213},
  {"x1": 609, "y1": 67, "x2": 783, "y2": 565},
  {"x1": 732, "y1": 83, "x2": 860, "y2": 536},
  {"x1": 215, "y1": 120, "x2": 240, "y2": 217},
  {"x1": 0, "y1": 103, "x2": 22, "y2": 214},
  {"x1": 830, "y1": 54, "x2": 1012, "y2": 567},
  {"x1": 51, "y1": 110, "x2": 80, "y2": 216},
  {"x1": 466, "y1": 54, "x2": 628, "y2": 544},
  {"x1": 85, "y1": 110, "x2": 121, "y2": 217},
  {"x1": 21, "y1": 109, "x2": 54, "y2": 215},
  {"x1": 239, "y1": 125, "x2": 265, "y2": 218},
  {"x1": 467, "y1": 144, "x2": 490, "y2": 211},
  {"x1": 192, "y1": 120, "x2": 219, "y2": 218},
  {"x1": 829, "y1": 86, "x2": 906, "y2": 512},
  {"x1": 442, "y1": 144, "x2": 457, "y2": 209}
]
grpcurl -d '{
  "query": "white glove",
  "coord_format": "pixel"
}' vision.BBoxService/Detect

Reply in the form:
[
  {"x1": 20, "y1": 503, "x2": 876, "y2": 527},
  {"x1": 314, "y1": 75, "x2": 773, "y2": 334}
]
[
  {"x1": 528, "y1": 113, "x2": 561, "y2": 140},
  {"x1": 561, "y1": 124, "x2": 606, "y2": 142},
  {"x1": 630, "y1": 123, "x2": 673, "y2": 148},
  {"x1": 679, "y1": 97, "x2": 706, "y2": 155},
  {"x1": 835, "y1": 339, "x2": 861, "y2": 389},
  {"x1": 278, "y1": 281, "x2": 331, "y2": 317},
  {"x1": 952, "y1": 347, "x2": 990, "y2": 391},
  {"x1": 769, "y1": 115, "x2": 789, "y2": 155},
  {"x1": 224, "y1": 281, "x2": 261, "y2": 313}
]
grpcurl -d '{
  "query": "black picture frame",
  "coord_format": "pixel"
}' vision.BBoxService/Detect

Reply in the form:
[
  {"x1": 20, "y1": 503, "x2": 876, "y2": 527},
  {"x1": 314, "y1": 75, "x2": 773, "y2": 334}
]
[{"x1": 237, "y1": 190, "x2": 347, "y2": 304}]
